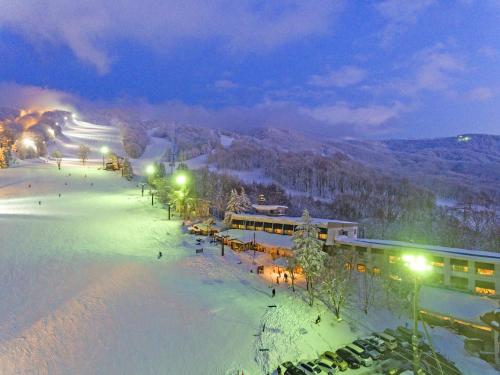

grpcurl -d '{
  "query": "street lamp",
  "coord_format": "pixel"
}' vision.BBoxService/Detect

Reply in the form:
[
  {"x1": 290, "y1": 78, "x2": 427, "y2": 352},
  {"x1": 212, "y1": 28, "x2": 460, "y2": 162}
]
[
  {"x1": 100, "y1": 146, "x2": 109, "y2": 169},
  {"x1": 402, "y1": 254, "x2": 431, "y2": 375},
  {"x1": 146, "y1": 164, "x2": 155, "y2": 176},
  {"x1": 175, "y1": 174, "x2": 187, "y2": 186}
]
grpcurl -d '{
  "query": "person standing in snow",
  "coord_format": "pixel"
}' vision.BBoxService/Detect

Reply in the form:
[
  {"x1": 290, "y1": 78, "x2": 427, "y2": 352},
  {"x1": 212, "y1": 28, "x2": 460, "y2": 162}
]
[
  {"x1": 157, "y1": 251, "x2": 163, "y2": 259},
  {"x1": 277, "y1": 366, "x2": 282, "y2": 375},
  {"x1": 272, "y1": 288, "x2": 276, "y2": 297},
  {"x1": 315, "y1": 315, "x2": 321, "y2": 324}
]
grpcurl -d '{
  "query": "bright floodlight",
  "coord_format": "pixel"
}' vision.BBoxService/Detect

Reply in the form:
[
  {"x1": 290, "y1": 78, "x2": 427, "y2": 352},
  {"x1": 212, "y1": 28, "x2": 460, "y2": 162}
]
[
  {"x1": 64, "y1": 116, "x2": 68, "y2": 121},
  {"x1": 146, "y1": 165, "x2": 155, "y2": 175},
  {"x1": 100, "y1": 146, "x2": 110, "y2": 154},
  {"x1": 176, "y1": 174, "x2": 187, "y2": 185},
  {"x1": 22, "y1": 138, "x2": 37, "y2": 150},
  {"x1": 402, "y1": 255, "x2": 431, "y2": 273},
  {"x1": 47, "y1": 128, "x2": 55, "y2": 137}
]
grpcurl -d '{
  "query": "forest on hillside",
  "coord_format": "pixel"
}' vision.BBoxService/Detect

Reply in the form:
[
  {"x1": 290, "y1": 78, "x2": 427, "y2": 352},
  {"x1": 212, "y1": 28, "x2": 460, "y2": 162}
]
[{"x1": 204, "y1": 140, "x2": 498, "y2": 251}]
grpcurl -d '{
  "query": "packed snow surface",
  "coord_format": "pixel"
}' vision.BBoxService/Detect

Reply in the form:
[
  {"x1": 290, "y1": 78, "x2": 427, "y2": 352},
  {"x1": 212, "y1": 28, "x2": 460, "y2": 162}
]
[
  {"x1": 0, "y1": 161, "x2": 358, "y2": 374},
  {"x1": 0, "y1": 157, "x2": 497, "y2": 374}
]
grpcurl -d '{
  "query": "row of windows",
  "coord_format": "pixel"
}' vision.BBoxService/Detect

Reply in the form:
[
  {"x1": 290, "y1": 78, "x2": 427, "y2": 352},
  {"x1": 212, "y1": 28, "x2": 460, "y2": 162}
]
[
  {"x1": 231, "y1": 222, "x2": 329, "y2": 239},
  {"x1": 353, "y1": 263, "x2": 496, "y2": 295},
  {"x1": 376, "y1": 252, "x2": 496, "y2": 276}
]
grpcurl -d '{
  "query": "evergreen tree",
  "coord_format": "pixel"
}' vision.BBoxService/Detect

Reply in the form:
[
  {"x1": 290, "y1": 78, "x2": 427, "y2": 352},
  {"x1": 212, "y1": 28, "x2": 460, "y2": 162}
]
[
  {"x1": 122, "y1": 158, "x2": 134, "y2": 180},
  {"x1": 0, "y1": 147, "x2": 8, "y2": 168},
  {"x1": 239, "y1": 187, "x2": 252, "y2": 213},
  {"x1": 223, "y1": 189, "x2": 240, "y2": 227},
  {"x1": 293, "y1": 209, "x2": 325, "y2": 306}
]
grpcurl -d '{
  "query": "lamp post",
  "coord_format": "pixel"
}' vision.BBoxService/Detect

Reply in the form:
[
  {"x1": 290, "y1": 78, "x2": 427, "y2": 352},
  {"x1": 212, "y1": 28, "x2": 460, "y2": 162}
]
[
  {"x1": 146, "y1": 164, "x2": 155, "y2": 195},
  {"x1": 100, "y1": 146, "x2": 109, "y2": 169},
  {"x1": 175, "y1": 173, "x2": 188, "y2": 218},
  {"x1": 402, "y1": 254, "x2": 431, "y2": 375}
]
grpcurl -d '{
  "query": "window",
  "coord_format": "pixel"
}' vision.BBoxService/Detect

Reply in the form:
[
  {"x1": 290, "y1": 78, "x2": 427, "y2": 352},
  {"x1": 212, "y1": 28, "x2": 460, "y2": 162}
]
[
  {"x1": 371, "y1": 267, "x2": 381, "y2": 276},
  {"x1": 431, "y1": 256, "x2": 444, "y2": 268},
  {"x1": 319, "y1": 233, "x2": 328, "y2": 240},
  {"x1": 274, "y1": 228, "x2": 283, "y2": 234},
  {"x1": 254, "y1": 222, "x2": 264, "y2": 231},
  {"x1": 344, "y1": 262, "x2": 352, "y2": 270},
  {"x1": 389, "y1": 255, "x2": 398, "y2": 264},
  {"x1": 476, "y1": 262, "x2": 494, "y2": 276},
  {"x1": 475, "y1": 280, "x2": 495, "y2": 295},
  {"x1": 428, "y1": 273, "x2": 444, "y2": 285},
  {"x1": 451, "y1": 259, "x2": 468, "y2": 273},
  {"x1": 450, "y1": 276, "x2": 468, "y2": 290},
  {"x1": 371, "y1": 248, "x2": 384, "y2": 255},
  {"x1": 264, "y1": 223, "x2": 273, "y2": 233},
  {"x1": 357, "y1": 264, "x2": 366, "y2": 272}
]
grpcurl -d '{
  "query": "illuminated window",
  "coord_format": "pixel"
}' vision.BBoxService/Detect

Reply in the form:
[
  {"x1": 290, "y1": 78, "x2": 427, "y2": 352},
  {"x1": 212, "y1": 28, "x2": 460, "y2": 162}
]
[
  {"x1": 431, "y1": 256, "x2": 444, "y2": 268},
  {"x1": 274, "y1": 228, "x2": 283, "y2": 234},
  {"x1": 475, "y1": 280, "x2": 495, "y2": 295},
  {"x1": 319, "y1": 233, "x2": 327, "y2": 240},
  {"x1": 344, "y1": 262, "x2": 352, "y2": 270},
  {"x1": 371, "y1": 267, "x2": 381, "y2": 276},
  {"x1": 389, "y1": 255, "x2": 398, "y2": 264},
  {"x1": 476, "y1": 262, "x2": 494, "y2": 276},
  {"x1": 357, "y1": 264, "x2": 366, "y2": 272},
  {"x1": 451, "y1": 259, "x2": 468, "y2": 273}
]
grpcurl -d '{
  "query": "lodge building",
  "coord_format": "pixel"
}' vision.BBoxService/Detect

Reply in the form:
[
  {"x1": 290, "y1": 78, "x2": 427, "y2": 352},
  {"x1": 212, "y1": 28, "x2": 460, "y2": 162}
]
[
  {"x1": 229, "y1": 212, "x2": 359, "y2": 245},
  {"x1": 226, "y1": 204, "x2": 500, "y2": 296},
  {"x1": 333, "y1": 237, "x2": 500, "y2": 296}
]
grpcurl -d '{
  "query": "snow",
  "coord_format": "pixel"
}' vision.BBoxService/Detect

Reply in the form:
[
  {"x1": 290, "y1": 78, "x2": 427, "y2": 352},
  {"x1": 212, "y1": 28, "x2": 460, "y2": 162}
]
[
  {"x1": 220, "y1": 229, "x2": 294, "y2": 248},
  {"x1": 419, "y1": 286, "x2": 498, "y2": 323},
  {"x1": 220, "y1": 135, "x2": 234, "y2": 148},
  {"x1": 0, "y1": 161, "x2": 359, "y2": 374},
  {"x1": 130, "y1": 136, "x2": 170, "y2": 175}
]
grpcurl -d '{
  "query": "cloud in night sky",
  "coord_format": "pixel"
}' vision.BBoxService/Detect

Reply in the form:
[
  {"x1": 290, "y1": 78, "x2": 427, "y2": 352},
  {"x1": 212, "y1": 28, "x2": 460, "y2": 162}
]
[
  {"x1": 0, "y1": 0, "x2": 343, "y2": 74},
  {"x1": 0, "y1": 0, "x2": 499, "y2": 139}
]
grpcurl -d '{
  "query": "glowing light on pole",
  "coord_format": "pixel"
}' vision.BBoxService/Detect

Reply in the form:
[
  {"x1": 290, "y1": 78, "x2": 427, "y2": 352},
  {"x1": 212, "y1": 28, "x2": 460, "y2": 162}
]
[
  {"x1": 100, "y1": 146, "x2": 109, "y2": 169},
  {"x1": 175, "y1": 174, "x2": 187, "y2": 186},
  {"x1": 146, "y1": 165, "x2": 155, "y2": 176},
  {"x1": 22, "y1": 138, "x2": 37, "y2": 152},
  {"x1": 402, "y1": 254, "x2": 431, "y2": 374}
]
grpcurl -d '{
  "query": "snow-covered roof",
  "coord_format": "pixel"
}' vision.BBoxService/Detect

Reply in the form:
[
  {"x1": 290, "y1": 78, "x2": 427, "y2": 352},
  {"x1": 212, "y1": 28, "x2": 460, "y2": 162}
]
[
  {"x1": 219, "y1": 229, "x2": 293, "y2": 248},
  {"x1": 232, "y1": 213, "x2": 357, "y2": 226},
  {"x1": 252, "y1": 204, "x2": 288, "y2": 210},
  {"x1": 337, "y1": 237, "x2": 500, "y2": 261}
]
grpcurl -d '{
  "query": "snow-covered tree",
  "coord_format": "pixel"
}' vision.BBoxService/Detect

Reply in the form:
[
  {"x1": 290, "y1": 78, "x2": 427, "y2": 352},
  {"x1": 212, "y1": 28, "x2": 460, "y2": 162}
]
[
  {"x1": 320, "y1": 249, "x2": 356, "y2": 320},
  {"x1": 285, "y1": 255, "x2": 299, "y2": 292},
  {"x1": 78, "y1": 144, "x2": 90, "y2": 165},
  {"x1": 292, "y1": 209, "x2": 325, "y2": 306},
  {"x1": 122, "y1": 158, "x2": 134, "y2": 180},
  {"x1": 239, "y1": 187, "x2": 252, "y2": 213},
  {"x1": 0, "y1": 147, "x2": 8, "y2": 168},
  {"x1": 51, "y1": 150, "x2": 62, "y2": 170},
  {"x1": 223, "y1": 189, "x2": 239, "y2": 228}
]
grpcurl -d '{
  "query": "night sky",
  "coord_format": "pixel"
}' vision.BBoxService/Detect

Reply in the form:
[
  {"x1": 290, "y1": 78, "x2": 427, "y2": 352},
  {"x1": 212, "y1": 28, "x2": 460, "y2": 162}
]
[{"x1": 0, "y1": 1, "x2": 499, "y2": 139}]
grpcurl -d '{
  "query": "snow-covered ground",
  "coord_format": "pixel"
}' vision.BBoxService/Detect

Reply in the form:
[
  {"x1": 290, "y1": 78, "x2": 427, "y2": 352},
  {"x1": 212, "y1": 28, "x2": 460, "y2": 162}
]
[{"x1": 0, "y1": 161, "x2": 364, "y2": 374}]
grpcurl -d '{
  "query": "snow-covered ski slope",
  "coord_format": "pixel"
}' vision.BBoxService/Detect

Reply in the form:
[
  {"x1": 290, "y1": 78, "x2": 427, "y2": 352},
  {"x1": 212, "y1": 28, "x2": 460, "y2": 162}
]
[
  {"x1": 0, "y1": 162, "x2": 359, "y2": 374},
  {"x1": 52, "y1": 119, "x2": 125, "y2": 160}
]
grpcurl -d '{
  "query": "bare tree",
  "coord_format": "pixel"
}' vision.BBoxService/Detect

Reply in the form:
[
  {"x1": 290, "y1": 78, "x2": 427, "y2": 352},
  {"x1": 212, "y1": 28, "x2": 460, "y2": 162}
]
[
  {"x1": 355, "y1": 269, "x2": 378, "y2": 315},
  {"x1": 285, "y1": 255, "x2": 299, "y2": 292},
  {"x1": 78, "y1": 144, "x2": 90, "y2": 165},
  {"x1": 51, "y1": 150, "x2": 62, "y2": 170},
  {"x1": 320, "y1": 249, "x2": 356, "y2": 320}
]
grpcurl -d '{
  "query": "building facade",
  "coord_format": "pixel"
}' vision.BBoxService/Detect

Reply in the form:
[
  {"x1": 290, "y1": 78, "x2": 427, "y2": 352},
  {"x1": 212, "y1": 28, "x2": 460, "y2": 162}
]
[
  {"x1": 333, "y1": 237, "x2": 500, "y2": 296},
  {"x1": 229, "y1": 213, "x2": 358, "y2": 246}
]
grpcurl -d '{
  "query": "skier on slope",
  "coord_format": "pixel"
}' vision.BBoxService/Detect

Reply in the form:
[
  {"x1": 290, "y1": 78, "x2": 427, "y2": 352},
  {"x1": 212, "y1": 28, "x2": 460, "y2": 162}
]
[
  {"x1": 157, "y1": 251, "x2": 163, "y2": 259},
  {"x1": 272, "y1": 288, "x2": 276, "y2": 298}
]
